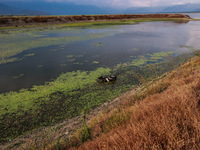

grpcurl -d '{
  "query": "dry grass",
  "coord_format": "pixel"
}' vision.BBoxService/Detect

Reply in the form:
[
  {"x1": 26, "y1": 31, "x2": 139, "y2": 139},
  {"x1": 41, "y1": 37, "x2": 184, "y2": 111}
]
[{"x1": 68, "y1": 54, "x2": 200, "y2": 150}]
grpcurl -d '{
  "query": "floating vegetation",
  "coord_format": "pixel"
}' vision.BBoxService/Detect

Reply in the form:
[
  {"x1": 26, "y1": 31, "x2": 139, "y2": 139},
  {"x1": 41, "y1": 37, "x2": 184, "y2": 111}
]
[
  {"x1": 130, "y1": 51, "x2": 175, "y2": 66},
  {"x1": 66, "y1": 55, "x2": 74, "y2": 58},
  {"x1": 0, "y1": 57, "x2": 19, "y2": 64},
  {"x1": 148, "y1": 52, "x2": 174, "y2": 60},
  {"x1": 179, "y1": 45, "x2": 193, "y2": 48},
  {"x1": 0, "y1": 27, "x2": 110, "y2": 65},
  {"x1": 24, "y1": 53, "x2": 35, "y2": 57},
  {"x1": 94, "y1": 42, "x2": 102, "y2": 45},
  {"x1": 93, "y1": 55, "x2": 101, "y2": 58},
  {"x1": 0, "y1": 67, "x2": 113, "y2": 143},
  {"x1": 94, "y1": 42, "x2": 106, "y2": 47},
  {"x1": 49, "y1": 49, "x2": 59, "y2": 52},
  {"x1": 60, "y1": 20, "x2": 135, "y2": 28},
  {"x1": 131, "y1": 56, "x2": 148, "y2": 66},
  {"x1": 60, "y1": 45, "x2": 67, "y2": 48},
  {"x1": 37, "y1": 65, "x2": 43, "y2": 68},
  {"x1": 77, "y1": 54, "x2": 84, "y2": 58},
  {"x1": 12, "y1": 74, "x2": 24, "y2": 79},
  {"x1": 132, "y1": 48, "x2": 141, "y2": 51},
  {"x1": 68, "y1": 59, "x2": 76, "y2": 62},
  {"x1": 60, "y1": 64, "x2": 67, "y2": 67},
  {"x1": 73, "y1": 62, "x2": 83, "y2": 65},
  {"x1": 93, "y1": 60, "x2": 100, "y2": 64}
]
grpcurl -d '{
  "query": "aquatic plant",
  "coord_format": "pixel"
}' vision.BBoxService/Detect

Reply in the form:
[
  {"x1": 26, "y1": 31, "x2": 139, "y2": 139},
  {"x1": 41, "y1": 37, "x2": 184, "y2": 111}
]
[
  {"x1": 0, "y1": 28, "x2": 109, "y2": 64},
  {"x1": 92, "y1": 61, "x2": 100, "y2": 64},
  {"x1": 12, "y1": 74, "x2": 24, "y2": 79}
]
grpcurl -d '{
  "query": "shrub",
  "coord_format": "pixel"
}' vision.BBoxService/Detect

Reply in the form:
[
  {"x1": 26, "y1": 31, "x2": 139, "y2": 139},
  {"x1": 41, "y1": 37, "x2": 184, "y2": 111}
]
[{"x1": 78, "y1": 125, "x2": 91, "y2": 143}]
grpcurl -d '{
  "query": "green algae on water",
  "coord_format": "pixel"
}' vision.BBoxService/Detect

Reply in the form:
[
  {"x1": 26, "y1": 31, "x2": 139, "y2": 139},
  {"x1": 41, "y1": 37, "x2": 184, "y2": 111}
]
[
  {"x1": 12, "y1": 74, "x2": 24, "y2": 79},
  {"x1": 92, "y1": 61, "x2": 100, "y2": 64},
  {"x1": 25, "y1": 53, "x2": 35, "y2": 57},
  {"x1": 0, "y1": 27, "x2": 110, "y2": 65}
]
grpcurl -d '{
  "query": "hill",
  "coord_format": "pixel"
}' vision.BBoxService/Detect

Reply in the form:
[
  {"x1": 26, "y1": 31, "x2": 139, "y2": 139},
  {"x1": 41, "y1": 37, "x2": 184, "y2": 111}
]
[
  {"x1": 1, "y1": 1, "x2": 200, "y2": 15},
  {"x1": 123, "y1": 6, "x2": 165, "y2": 14},
  {"x1": 0, "y1": 3, "x2": 49, "y2": 16},
  {"x1": 124, "y1": 3, "x2": 200, "y2": 14},
  {"x1": 194, "y1": 8, "x2": 200, "y2": 12},
  {"x1": 1, "y1": 2, "x2": 116, "y2": 15},
  {"x1": 163, "y1": 3, "x2": 200, "y2": 13},
  {"x1": 18, "y1": 9, "x2": 49, "y2": 16},
  {"x1": 0, "y1": 3, "x2": 19, "y2": 15}
]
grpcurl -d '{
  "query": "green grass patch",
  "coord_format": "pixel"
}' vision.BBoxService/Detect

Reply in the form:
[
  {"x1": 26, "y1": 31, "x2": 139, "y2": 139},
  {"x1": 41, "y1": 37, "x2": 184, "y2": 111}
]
[{"x1": 59, "y1": 20, "x2": 136, "y2": 28}]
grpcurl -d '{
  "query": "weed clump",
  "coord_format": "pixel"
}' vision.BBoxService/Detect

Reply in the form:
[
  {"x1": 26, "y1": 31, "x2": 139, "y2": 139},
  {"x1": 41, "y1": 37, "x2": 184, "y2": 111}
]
[{"x1": 78, "y1": 125, "x2": 91, "y2": 143}]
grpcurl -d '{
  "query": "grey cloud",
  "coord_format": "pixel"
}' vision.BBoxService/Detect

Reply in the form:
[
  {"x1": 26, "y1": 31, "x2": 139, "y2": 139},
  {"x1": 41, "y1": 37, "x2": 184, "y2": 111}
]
[{"x1": 2, "y1": 0, "x2": 200, "y2": 8}]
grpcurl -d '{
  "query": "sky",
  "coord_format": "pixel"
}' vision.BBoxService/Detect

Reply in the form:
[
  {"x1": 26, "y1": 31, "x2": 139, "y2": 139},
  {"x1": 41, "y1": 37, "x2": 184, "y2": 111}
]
[
  {"x1": 64, "y1": 0, "x2": 200, "y2": 8},
  {"x1": 2, "y1": 0, "x2": 200, "y2": 8}
]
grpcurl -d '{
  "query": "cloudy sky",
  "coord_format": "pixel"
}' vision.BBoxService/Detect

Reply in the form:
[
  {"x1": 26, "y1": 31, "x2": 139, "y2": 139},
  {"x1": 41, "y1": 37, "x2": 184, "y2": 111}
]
[
  {"x1": 64, "y1": 0, "x2": 200, "y2": 8},
  {"x1": 2, "y1": 0, "x2": 200, "y2": 8}
]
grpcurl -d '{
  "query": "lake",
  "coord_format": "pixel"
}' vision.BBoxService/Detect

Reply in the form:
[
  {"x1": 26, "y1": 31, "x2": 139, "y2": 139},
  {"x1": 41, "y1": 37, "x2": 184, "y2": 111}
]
[
  {"x1": 1, "y1": 16, "x2": 200, "y2": 93},
  {"x1": 184, "y1": 12, "x2": 200, "y2": 19}
]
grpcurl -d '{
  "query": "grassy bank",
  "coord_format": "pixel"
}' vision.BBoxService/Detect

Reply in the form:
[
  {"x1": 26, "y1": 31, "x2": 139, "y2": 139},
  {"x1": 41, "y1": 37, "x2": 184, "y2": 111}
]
[{"x1": 58, "y1": 18, "x2": 188, "y2": 27}]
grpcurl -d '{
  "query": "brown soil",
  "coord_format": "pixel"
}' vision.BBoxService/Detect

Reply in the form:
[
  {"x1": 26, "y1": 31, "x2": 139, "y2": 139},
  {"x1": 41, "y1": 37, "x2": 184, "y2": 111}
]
[{"x1": 0, "y1": 14, "x2": 191, "y2": 27}]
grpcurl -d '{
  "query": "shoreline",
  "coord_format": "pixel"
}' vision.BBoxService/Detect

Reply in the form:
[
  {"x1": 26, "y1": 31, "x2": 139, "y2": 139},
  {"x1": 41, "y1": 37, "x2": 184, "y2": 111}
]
[{"x1": 0, "y1": 14, "x2": 191, "y2": 27}]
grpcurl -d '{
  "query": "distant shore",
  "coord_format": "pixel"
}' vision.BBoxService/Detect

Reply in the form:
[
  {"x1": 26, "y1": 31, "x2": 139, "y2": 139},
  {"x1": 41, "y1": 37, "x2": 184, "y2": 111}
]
[{"x1": 0, "y1": 14, "x2": 191, "y2": 27}]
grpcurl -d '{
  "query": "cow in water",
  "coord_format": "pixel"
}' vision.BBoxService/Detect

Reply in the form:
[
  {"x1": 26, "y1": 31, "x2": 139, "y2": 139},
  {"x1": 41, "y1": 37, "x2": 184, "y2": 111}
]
[{"x1": 98, "y1": 75, "x2": 117, "y2": 83}]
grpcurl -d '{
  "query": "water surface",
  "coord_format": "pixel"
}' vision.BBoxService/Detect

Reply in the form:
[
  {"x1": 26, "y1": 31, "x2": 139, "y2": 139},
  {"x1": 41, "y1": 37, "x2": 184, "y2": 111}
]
[
  {"x1": 1, "y1": 20, "x2": 200, "y2": 93},
  {"x1": 184, "y1": 12, "x2": 200, "y2": 19}
]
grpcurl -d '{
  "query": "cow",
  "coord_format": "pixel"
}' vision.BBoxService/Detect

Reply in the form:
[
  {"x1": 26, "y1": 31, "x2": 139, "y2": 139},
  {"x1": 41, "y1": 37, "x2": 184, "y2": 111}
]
[{"x1": 98, "y1": 75, "x2": 117, "y2": 83}]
